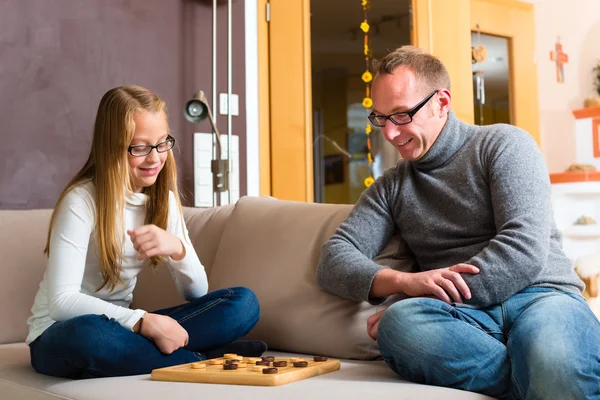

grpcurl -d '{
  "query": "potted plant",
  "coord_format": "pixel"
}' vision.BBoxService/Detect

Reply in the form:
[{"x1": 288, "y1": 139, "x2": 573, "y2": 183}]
[
  {"x1": 594, "y1": 61, "x2": 600, "y2": 94},
  {"x1": 585, "y1": 61, "x2": 600, "y2": 108}
]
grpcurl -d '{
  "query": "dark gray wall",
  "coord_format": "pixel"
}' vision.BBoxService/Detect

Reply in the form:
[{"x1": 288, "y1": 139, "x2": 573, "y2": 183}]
[{"x1": 0, "y1": 0, "x2": 247, "y2": 209}]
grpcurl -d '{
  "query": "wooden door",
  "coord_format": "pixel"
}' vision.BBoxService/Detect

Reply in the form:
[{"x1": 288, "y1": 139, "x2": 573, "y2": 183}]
[{"x1": 470, "y1": 0, "x2": 540, "y2": 144}]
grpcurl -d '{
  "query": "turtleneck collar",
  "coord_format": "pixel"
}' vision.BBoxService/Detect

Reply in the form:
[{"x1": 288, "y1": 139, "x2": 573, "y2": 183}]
[
  {"x1": 125, "y1": 190, "x2": 148, "y2": 206},
  {"x1": 411, "y1": 111, "x2": 470, "y2": 171}
]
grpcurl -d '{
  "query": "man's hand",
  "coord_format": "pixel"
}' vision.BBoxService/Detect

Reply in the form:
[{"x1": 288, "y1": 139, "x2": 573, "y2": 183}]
[
  {"x1": 367, "y1": 307, "x2": 388, "y2": 341},
  {"x1": 127, "y1": 224, "x2": 185, "y2": 261},
  {"x1": 138, "y1": 313, "x2": 189, "y2": 354},
  {"x1": 403, "y1": 264, "x2": 479, "y2": 304}
]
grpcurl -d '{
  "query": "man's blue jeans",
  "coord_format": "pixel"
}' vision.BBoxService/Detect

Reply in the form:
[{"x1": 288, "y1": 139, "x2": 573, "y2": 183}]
[
  {"x1": 377, "y1": 287, "x2": 600, "y2": 399},
  {"x1": 29, "y1": 286, "x2": 260, "y2": 378}
]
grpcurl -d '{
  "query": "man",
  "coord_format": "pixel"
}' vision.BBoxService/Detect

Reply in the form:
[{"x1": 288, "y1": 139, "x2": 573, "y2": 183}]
[{"x1": 317, "y1": 45, "x2": 600, "y2": 400}]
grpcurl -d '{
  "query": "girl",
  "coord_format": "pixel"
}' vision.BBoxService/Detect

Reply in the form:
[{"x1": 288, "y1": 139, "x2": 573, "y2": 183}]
[{"x1": 26, "y1": 85, "x2": 266, "y2": 379}]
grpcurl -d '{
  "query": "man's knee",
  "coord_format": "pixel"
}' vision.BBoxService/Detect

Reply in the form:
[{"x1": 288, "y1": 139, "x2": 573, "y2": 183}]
[
  {"x1": 379, "y1": 297, "x2": 446, "y2": 327},
  {"x1": 517, "y1": 345, "x2": 599, "y2": 399},
  {"x1": 377, "y1": 298, "x2": 448, "y2": 355},
  {"x1": 510, "y1": 292, "x2": 600, "y2": 399}
]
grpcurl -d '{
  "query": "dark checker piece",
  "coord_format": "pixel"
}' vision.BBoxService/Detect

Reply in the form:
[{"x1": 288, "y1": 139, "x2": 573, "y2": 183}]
[{"x1": 293, "y1": 361, "x2": 308, "y2": 367}]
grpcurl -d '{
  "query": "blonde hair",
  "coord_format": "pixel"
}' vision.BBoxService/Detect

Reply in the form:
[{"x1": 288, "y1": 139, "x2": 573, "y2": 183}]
[
  {"x1": 373, "y1": 45, "x2": 451, "y2": 94},
  {"x1": 45, "y1": 85, "x2": 182, "y2": 291}
]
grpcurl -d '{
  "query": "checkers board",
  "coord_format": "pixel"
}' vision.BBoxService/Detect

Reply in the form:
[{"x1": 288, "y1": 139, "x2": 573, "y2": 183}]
[{"x1": 151, "y1": 354, "x2": 341, "y2": 387}]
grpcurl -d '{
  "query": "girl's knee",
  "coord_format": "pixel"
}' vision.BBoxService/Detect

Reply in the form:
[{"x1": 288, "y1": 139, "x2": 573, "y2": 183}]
[
  {"x1": 232, "y1": 286, "x2": 259, "y2": 309},
  {"x1": 59, "y1": 314, "x2": 110, "y2": 338},
  {"x1": 229, "y1": 286, "x2": 260, "y2": 327}
]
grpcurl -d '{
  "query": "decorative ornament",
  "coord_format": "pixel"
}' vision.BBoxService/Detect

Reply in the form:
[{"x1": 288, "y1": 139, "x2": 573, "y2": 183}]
[
  {"x1": 566, "y1": 163, "x2": 597, "y2": 172},
  {"x1": 574, "y1": 215, "x2": 597, "y2": 225},
  {"x1": 361, "y1": 0, "x2": 374, "y2": 188},
  {"x1": 362, "y1": 71, "x2": 373, "y2": 83},
  {"x1": 550, "y1": 36, "x2": 568, "y2": 83},
  {"x1": 471, "y1": 44, "x2": 487, "y2": 63}
]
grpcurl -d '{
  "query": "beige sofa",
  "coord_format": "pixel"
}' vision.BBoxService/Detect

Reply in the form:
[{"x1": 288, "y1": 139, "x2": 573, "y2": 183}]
[{"x1": 0, "y1": 196, "x2": 493, "y2": 400}]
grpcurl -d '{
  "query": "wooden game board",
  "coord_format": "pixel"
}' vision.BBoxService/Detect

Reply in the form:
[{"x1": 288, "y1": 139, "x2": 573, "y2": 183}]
[{"x1": 151, "y1": 355, "x2": 341, "y2": 387}]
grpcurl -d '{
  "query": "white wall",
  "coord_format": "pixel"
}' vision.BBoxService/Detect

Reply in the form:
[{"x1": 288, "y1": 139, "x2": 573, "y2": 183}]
[{"x1": 532, "y1": 0, "x2": 600, "y2": 172}]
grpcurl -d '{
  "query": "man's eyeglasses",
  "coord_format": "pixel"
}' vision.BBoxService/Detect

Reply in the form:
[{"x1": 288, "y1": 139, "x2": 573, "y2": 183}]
[
  {"x1": 128, "y1": 136, "x2": 176, "y2": 157},
  {"x1": 368, "y1": 90, "x2": 438, "y2": 128}
]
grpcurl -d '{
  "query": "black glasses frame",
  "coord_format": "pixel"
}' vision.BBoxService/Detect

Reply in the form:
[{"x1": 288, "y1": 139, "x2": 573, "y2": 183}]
[
  {"x1": 368, "y1": 90, "x2": 439, "y2": 127},
  {"x1": 127, "y1": 135, "x2": 176, "y2": 157}
]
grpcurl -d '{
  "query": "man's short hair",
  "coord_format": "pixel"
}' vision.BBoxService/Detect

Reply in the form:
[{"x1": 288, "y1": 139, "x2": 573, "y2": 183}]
[{"x1": 373, "y1": 45, "x2": 451, "y2": 93}]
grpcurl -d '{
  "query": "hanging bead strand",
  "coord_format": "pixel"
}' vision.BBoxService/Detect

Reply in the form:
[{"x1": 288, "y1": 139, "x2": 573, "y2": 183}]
[{"x1": 361, "y1": 0, "x2": 374, "y2": 188}]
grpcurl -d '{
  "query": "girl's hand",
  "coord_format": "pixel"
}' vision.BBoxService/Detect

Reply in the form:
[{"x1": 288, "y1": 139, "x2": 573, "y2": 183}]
[
  {"x1": 138, "y1": 313, "x2": 189, "y2": 354},
  {"x1": 127, "y1": 224, "x2": 186, "y2": 261}
]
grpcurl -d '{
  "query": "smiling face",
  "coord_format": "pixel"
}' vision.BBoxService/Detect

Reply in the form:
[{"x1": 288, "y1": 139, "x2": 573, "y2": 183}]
[
  {"x1": 371, "y1": 66, "x2": 451, "y2": 161},
  {"x1": 127, "y1": 110, "x2": 169, "y2": 193}
]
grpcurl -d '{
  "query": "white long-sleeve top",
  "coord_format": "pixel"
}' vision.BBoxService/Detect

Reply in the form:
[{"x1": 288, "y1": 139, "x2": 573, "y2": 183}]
[{"x1": 26, "y1": 181, "x2": 208, "y2": 344}]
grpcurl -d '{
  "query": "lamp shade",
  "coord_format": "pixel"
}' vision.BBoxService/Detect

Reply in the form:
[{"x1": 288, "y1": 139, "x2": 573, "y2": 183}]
[{"x1": 184, "y1": 98, "x2": 208, "y2": 123}]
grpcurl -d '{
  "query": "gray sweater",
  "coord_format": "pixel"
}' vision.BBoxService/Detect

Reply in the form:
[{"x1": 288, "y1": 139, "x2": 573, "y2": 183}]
[{"x1": 317, "y1": 112, "x2": 584, "y2": 307}]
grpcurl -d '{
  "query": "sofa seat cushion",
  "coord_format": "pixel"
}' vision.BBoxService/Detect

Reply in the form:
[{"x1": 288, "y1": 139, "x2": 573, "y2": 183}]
[{"x1": 0, "y1": 343, "x2": 494, "y2": 400}]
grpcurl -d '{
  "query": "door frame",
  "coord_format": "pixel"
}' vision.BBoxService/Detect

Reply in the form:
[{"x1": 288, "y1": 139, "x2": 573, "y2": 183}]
[
  {"x1": 258, "y1": 0, "x2": 313, "y2": 201},
  {"x1": 412, "y1": 0, "x2": 475, "y2": 124}
]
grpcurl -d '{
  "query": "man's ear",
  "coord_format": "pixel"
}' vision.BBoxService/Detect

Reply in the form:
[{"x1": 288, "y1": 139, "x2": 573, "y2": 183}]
[{"x1": 436, "y1": 89, "x2": 452, "y2": 117}]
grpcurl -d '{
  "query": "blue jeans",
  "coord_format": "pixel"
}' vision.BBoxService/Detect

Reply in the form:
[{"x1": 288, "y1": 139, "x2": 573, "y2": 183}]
[
  {"x1": 29, "y1": 286, "x2": 260, "y2": 378},
  {"x1": 377, "y1": 287, "x2": 600, "y2": 400}
]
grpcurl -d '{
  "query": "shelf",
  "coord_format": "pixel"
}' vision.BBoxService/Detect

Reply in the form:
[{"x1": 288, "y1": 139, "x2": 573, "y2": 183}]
[
  {"x1": 550, "y1": 172, "x2": 600, "y2": 184},
  {"x1": 562, "y1": 225, "x2": 600, "y2": 239},
  {"x1": 551, "y1": 181, "x2": 600, "y2": 197},
  {"x1": 572, "y1": 106, "x2": 600, "y2": 120}
]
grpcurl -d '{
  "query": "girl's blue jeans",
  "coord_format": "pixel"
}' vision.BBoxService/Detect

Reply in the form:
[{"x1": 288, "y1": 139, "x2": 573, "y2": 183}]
[{"x1": 29, "y1": 286, "x2": 260, "y2": 378}]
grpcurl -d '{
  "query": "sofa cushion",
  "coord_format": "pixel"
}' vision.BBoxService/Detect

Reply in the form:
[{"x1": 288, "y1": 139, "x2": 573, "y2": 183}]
[
  {"x1": 0, "y1": 344, "x2": 494, "y2": 400},
  {"x1": 132, "y1": 204, "x2": 235, "y2": 311},
  {"x1": 208, "y1": 196, "x2": 416, "y2": 360},
  {"x1": 0, "y1": 210, "x2": 53, "y2": 345}
]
